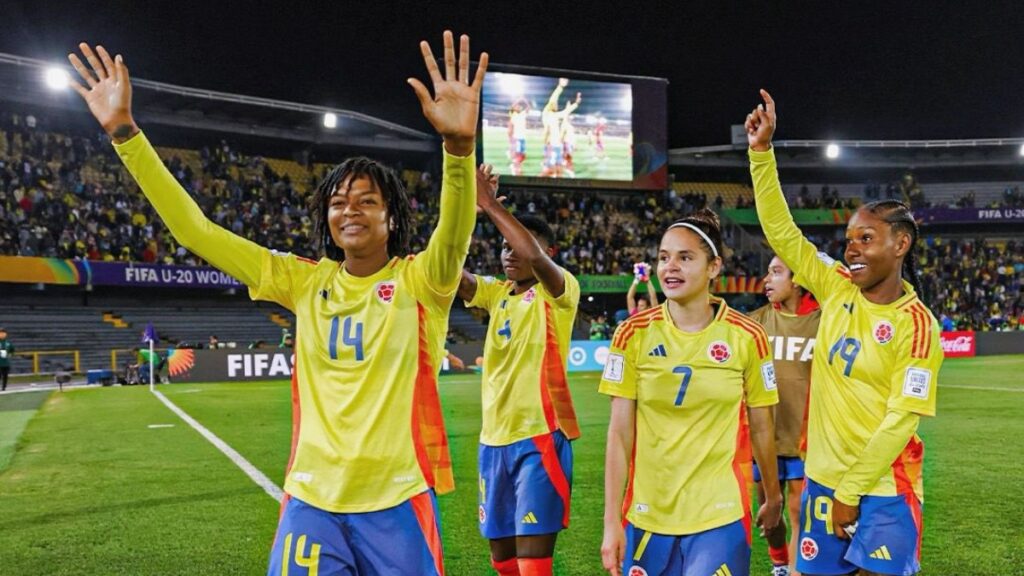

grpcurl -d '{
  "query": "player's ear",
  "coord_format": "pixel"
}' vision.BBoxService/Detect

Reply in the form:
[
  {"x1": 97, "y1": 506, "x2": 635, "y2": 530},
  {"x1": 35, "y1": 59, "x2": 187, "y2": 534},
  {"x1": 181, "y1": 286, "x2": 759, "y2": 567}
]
[{"x1": 707, "y1": 256, "x2": 723, "y2": 279}]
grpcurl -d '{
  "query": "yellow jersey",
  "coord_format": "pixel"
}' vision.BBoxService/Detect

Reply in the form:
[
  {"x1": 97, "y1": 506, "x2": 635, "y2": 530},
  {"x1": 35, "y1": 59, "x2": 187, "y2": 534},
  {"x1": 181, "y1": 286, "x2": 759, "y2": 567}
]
[
  {"x1": 467, "y1": 271, "x2": 581, "y2": 446},
  {"x1": 750, "y1": 148, "x2": 941, "y2": 502},
  {"x1": 599, "y1": 299, "x2": 778, "y2": 535},
  {"x1": 115, "y1": 132, "x2": 476, "y2": 513}
]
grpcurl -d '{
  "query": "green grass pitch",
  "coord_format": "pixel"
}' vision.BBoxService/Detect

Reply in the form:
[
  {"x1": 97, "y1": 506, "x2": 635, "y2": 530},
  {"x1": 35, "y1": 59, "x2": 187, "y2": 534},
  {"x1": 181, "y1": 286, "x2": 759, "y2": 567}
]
[
  {"x1": 1, "y1": 356, "x2": 1023, "y2": 574},
  {"x1": 481, "y1": 125, "x2": 633, "y2": 181}
]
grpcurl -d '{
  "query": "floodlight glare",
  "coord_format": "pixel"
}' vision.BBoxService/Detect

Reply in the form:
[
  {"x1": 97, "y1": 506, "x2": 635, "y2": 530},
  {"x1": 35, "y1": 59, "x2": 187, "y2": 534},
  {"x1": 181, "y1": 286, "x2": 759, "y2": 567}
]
[
  {"x1": 323, "y1": 112, "x2": 337, "y2": 129},
  {"x1": 45, "y1": 67, "x2": 70, "y2": 90},
  {"x1": 1019, "y1": 143, "x2": 1024, "y2": 157},
  {"x1": 825, "y1": 143, "x2": 840, "y2": 159}
]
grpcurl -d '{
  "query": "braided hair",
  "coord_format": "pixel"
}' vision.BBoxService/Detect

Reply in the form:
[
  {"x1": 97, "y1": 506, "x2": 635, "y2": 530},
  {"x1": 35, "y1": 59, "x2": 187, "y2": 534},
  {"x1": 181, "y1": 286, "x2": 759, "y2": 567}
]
[
  {"x1": 862, "y1": 199, "x2": 921, "y2": 294},
  {"x1": 309, "y1": 157, "x2": 414, "y2": 262}
]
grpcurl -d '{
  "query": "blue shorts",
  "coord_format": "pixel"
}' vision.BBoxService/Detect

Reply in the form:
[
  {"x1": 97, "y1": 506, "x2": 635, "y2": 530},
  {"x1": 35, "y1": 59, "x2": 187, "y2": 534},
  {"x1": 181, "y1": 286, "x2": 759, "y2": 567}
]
[
  {"x1": 478, "y1": 430, "x2": 572, "y2": 539},
  {"x1": 545, "y1": 146, "x2": 564, "y2": 168},
  {"x1": 514, "y1": 138, "x2": 526, "y2": 155},
  {"x1": 268, "y1": 492, "x2": 444, "y2": 576},
  {"x1": 753, "y1": 456, "x2": 805, "y2": 483},
  {"x1": 623, "y1": 520, "x2": 750, "y2": 576},
  {"x1": 797, "y1": 477, "x2": 922, "y2": 576}
]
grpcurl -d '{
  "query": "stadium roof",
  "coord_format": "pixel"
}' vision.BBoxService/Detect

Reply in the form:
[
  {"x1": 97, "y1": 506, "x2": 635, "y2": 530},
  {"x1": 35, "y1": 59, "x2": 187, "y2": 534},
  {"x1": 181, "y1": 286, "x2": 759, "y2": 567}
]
[
  {"x1": 671, "y1": 138, "x2": 1024, "y2": 170},
  {"x1": 0, "y1": 52, "x2": 436, "y2": 153}
]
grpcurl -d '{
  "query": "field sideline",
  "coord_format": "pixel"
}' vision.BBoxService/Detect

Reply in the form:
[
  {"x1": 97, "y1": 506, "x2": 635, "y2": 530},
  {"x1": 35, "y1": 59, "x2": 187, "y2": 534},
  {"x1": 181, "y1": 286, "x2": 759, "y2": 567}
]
[{"x1": 1, "y1": 356, "x2": 1023, "y2": 574}]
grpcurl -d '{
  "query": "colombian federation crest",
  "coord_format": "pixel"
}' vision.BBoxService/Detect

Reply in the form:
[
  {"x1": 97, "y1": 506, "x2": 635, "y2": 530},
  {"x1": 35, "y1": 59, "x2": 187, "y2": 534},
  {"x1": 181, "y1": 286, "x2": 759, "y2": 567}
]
[
  {"x1": 478, "y1": 505, "x2": 486, "y2": 524},
  {"x1": 376, "y1": 281, "x2": 396, "y2": 304},
  {"x1": 800, "y1": 537, "x2": 819, "y2": 560},
  {"x1": 627, "y1": 566, "x2": 648, "y2": 576},
  {"x1": 707, "y1": 341, "x2": 732, "y2": 363},
  {"x1": 873, "y1": 321, "x2": 895, "y2": 345},
  {"x1": 522, "y1": 287, "x2": 537, "y2": 304}
]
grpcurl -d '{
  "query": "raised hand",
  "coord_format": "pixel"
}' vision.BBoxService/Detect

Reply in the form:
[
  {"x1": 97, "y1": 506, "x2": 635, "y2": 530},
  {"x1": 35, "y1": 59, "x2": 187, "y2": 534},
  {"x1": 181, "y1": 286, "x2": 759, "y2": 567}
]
[
  {"x1": 745, "y1": 89, "x2": 776, "y2": 152},
  {"x1": 408, "y1": 31, "x2": 489, "y2": 157},
  {"x1": 475, "y1": 163, "x2": 505, "y2": 213},
  {"x1": 68, "y1": 43, "x2": 137, "y2": 143}
]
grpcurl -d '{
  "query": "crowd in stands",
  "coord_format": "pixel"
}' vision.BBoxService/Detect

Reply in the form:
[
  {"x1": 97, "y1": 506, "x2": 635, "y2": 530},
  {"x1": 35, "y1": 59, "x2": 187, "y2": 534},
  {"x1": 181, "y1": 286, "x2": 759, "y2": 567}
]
[
  {"x1": 3, "y1": 109, "x2": 1022, "y2": 332},
  {"x1": 919, "y1": 237, "x2": 1024, "y2": 332}
]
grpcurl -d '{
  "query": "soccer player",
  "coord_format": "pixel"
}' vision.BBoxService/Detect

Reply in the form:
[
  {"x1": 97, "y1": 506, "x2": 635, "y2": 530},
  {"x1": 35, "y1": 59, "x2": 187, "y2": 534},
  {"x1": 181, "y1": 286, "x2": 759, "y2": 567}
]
[
  {"x1": 68, "y1": 33, "x2": 488, "y2": 576},
  {"x1": 749, "y1": 255, "x2": 822, "y2": 576},
  {"x1": 459, "y1": 164, "x2": 580, "y2": 576},
  {"x1": 507, "y1": 98, "x2": 530, "y2": 175},
  {"x1": 540, "y1": 79, "x2": 581, "y2": 177},
  {"x1": 746, "y1": 90, "x2": 940, "y2": 576},
  {"x1": 600, "y1": 210, "x2": 783, "y2": 576}
]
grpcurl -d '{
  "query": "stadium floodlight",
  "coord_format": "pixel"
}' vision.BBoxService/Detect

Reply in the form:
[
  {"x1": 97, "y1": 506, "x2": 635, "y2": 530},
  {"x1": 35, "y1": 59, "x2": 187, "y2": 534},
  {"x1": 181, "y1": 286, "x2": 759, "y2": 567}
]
[
  {"x1": 1019, "y1": 143, "x2": 1024, "y2": 157},
  {"x1": 825, "y1": 143, "x2": 841, "y2": 159},
  {"x1": 323, "y1": 112, "x2": 337, "y2": 129},
  {"x1": 496, "y1": 72, "x2": 525, "y2": 97},
  {"x1": 44, "y1": 67, "x2": 70, "y2": 90}
]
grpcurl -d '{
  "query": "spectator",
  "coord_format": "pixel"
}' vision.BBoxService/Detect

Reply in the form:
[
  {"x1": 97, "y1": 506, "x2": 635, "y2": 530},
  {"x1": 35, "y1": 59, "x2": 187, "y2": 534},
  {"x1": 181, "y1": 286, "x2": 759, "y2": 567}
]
[
  {"x1": 0, "y1": 327, "x2": 14, "y2": 390},
  {"x1": 589, "y1": 312, "x2": 610, "y2": 340}
]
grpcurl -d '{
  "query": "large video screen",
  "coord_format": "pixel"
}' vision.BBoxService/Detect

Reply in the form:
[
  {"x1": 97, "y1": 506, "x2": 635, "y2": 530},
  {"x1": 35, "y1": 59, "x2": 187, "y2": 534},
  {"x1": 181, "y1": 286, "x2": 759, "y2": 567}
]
[{"x1": 482, "y1": 72, "x2": 633, "y2": 181}]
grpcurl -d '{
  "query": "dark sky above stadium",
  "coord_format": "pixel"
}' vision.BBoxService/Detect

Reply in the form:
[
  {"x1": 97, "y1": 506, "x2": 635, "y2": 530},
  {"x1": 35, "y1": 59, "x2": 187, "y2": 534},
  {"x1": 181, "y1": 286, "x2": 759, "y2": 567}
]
[{"x1": 2, "y1": 1, "x2": 1021, "y2": 148}]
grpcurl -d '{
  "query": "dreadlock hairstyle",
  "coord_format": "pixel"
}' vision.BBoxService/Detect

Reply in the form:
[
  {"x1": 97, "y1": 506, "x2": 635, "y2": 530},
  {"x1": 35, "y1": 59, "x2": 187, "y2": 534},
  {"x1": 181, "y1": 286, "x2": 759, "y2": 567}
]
[
  {"x1": 665, "y1": 208, "x2": 725, "y2": 278},
  {"x1": 861, "y1": 199, "x2": 921, "y2": 294},
  {"x1": 309, "y1": 157, "x2": 414, "y2": 262}
]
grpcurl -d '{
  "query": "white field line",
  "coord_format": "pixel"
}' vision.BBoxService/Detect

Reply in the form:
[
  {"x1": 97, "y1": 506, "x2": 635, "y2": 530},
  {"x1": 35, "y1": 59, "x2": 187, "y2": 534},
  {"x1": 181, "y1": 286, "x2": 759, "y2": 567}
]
[
  {"x1": 941, "y1": 384, "x2": 1024, "y2": 393},
  {"x1": 147, "y1": 424, "x2": 175, "y2": 429},
  {"x1": 151, "y1": 388, "x2": 283, "y2": 502}
]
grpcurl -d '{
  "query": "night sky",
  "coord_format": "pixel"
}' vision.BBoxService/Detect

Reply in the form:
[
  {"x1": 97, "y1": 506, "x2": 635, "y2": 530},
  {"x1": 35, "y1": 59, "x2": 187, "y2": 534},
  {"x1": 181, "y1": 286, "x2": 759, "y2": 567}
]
[{"x1": 1, "y1": 1, "x2": 1021, "y2": 148}]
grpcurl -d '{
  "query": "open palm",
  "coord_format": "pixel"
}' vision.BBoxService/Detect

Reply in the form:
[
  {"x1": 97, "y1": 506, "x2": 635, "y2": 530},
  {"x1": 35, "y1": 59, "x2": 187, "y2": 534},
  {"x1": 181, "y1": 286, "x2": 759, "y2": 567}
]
[
  {"x1": 68, "y1": 43, "x2": 135, "y2": 140},
  {"x1": 409, "y1": 31, "x2": 488, "y2": 155}
]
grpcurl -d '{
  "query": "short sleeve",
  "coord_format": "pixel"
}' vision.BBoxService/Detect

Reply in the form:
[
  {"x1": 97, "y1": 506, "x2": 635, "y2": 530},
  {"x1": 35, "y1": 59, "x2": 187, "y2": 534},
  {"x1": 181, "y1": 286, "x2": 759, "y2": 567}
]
[
  {"x1": 742, "y1": 327, "x2": 779, "y2": 409},
  {"x1": 599, "y1": 324, "x2": 638, "y2": 400},
  {"x1": 465, "y1": 274, "x2": 508, "y2": 312}
]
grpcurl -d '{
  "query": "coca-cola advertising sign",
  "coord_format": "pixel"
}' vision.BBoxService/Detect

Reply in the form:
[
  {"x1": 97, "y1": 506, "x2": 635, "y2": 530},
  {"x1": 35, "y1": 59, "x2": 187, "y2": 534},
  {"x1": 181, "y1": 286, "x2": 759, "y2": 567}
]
[{"x1": 941, "y1": 331, "x2": 976, "y2": 358}]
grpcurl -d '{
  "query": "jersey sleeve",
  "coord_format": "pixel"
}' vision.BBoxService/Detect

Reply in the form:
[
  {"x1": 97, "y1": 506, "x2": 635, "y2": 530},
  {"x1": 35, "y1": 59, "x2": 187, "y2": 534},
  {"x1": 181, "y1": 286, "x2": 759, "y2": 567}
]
[
  {"x1": 741, "y1": 323, "x2": 779, "y2": 409},
  {"x1": 247, "y1": 250, "x2": 322, "y2": 312},
  {"x1": 749, "y1": 147, "x2": 852, "y2": 300},
  {"x1": 547, "y1": 269, "x2": 581, "y2": 311},
  {"x1": 410, "y1": 147, "x2": 477, "y2": 307},
  {"x1": 599, "y1": 323, "x2": 638, "y2": 400},
  {"x1": 888, "y1": 308, "x2": 942, "y2": 416},
  {"x1": 114, "y1": 132, "x2": 317, "y2": 312},
  {"x1": 465, "y1": 274, "x2": 506, "y2": 312}
]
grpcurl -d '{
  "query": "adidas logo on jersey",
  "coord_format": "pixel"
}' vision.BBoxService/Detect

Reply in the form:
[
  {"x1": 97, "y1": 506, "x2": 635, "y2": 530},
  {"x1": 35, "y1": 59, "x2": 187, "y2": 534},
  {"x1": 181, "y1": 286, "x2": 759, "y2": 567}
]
[
  {"x1": 521, "y1": 512, "x2": 539, "y2": 524},
  {"x1": 712, "y1": 564, "x2": 733, "y2": 576},
  {"x1": 648, "y1": 344, "x2": 667, "y2": 357},
  {"x1": 869, "y1": 545, "x2": 892, "y2": 560}
]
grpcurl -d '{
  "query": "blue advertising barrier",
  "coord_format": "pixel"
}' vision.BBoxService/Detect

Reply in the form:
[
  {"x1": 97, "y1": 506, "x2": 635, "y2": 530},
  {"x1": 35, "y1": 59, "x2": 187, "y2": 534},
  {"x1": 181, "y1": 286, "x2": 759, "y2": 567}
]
[{"x1": 565, "y1": 340, "x2": 612, "y2": 372}]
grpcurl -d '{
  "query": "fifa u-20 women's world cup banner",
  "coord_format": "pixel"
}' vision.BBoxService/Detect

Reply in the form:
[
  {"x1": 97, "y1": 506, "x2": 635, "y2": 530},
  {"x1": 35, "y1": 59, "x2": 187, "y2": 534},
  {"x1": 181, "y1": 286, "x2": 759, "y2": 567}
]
[{"x1": 0, "y1": 256, "x2": 243, "y2": 289}]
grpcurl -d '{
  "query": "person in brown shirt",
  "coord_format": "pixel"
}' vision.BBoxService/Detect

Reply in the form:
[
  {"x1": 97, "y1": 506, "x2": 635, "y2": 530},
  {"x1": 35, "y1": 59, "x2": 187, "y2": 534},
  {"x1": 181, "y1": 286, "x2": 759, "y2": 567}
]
[{"x1": 749, "y1": 255, "x2": 821, "y2": 576}]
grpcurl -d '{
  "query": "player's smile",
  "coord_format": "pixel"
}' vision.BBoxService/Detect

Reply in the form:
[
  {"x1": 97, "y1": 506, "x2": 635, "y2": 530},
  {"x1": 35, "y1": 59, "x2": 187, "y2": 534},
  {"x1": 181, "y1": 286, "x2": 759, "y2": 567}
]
[
  {"x1": 328, "y1": 174, "x2": 390, "y2": 255},
  {"x1": 844, "y1": 209, "x2": 903, "y2": 292}
]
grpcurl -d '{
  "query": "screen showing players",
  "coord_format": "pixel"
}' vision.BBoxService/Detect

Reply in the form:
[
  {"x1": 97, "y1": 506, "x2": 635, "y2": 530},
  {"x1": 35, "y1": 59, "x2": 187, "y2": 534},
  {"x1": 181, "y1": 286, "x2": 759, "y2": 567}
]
[{"x1": 482, "y1": 72, "x2": 633, "y2": 181}]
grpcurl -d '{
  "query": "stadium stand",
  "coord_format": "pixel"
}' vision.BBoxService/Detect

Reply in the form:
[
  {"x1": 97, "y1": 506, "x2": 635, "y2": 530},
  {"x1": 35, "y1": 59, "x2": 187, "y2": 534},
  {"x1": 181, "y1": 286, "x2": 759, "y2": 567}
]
[{"x1": 3, "y1": 104, "x2": 1022, "y2": 380}]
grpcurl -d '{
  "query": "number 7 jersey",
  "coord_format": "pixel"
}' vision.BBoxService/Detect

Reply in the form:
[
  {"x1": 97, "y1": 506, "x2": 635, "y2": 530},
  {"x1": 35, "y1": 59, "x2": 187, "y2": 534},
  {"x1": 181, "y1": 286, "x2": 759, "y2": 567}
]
[{"x1": 599, "y1": 299, "x2": 778, "y2": 535}]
